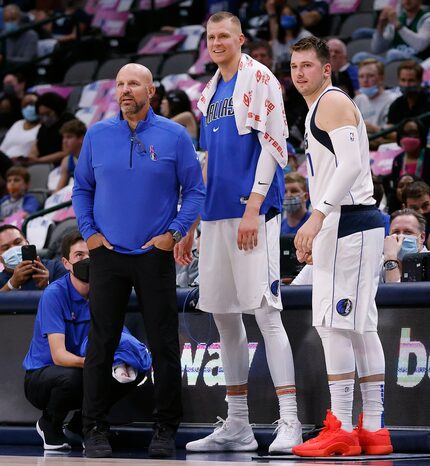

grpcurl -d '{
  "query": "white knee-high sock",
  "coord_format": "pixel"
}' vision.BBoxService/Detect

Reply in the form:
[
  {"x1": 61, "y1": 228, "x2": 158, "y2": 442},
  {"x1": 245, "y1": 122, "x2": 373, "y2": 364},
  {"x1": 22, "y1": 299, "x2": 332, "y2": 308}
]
[
  {"x1": 360, "y1": 381, "x2": 385, "y2": 431},
  {"x1": 329, "y1": 379, "x2": 354, "y2": 432},
  {"x1": 276, "y1": 386, "x2": 298, "y2": 422}
]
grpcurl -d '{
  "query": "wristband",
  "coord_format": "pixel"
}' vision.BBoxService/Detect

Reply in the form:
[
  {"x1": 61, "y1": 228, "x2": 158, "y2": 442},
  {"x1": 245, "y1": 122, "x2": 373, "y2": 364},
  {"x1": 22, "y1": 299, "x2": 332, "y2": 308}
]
[{"x1": 7, "y1": 279, "x2": 17, "y2": 290}]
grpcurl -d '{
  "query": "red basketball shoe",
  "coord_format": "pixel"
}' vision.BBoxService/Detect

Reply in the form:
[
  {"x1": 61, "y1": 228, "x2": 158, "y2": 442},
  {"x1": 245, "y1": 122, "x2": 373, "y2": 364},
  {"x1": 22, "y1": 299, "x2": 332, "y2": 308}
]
[
  {"x1": 292, "y1": 410, "x2": 361, "y2": 457},
  {"x1": 355, "y1": 413, "x2": 393, "y2": 455}
]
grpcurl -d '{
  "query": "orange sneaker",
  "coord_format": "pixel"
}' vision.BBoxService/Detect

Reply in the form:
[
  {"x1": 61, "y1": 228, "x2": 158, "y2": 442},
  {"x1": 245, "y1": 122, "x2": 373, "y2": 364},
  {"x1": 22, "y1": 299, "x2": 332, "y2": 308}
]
[
  {"x1": 355, "y1": 413, "x2": 393, "y2": 455},
  {"x1": 292, "y1": 410, "x2": 361, "y2": 457}
]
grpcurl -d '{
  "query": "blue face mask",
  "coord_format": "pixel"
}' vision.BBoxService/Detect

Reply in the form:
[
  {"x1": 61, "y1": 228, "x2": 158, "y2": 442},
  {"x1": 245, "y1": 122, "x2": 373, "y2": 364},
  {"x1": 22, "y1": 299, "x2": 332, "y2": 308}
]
[
  {"x1": 398, "y1": 235, "x2": 418, "y2": 261},
  {"x1": 22, "y1": 105, "x2": 38, "y2": 122},
  {"x1": 1, "y1": 245, "x2": 23, "y2": 270},
  {"x1": 359, "y1": 85, "x2": 379, "y2": 98},
  {"x1": 280, "y1": 15, "x2": 297, "y2": 30},
  {"x1": 4, "y1": 22, "x2": 19, "y2": 33}
]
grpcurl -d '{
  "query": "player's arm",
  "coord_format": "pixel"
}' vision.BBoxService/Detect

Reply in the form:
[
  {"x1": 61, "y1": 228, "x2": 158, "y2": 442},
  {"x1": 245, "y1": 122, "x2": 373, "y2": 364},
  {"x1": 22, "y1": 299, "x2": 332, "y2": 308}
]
[
  {"x1": 48, "y1": 333, "x2": 85, "y2": 368},
  {"x1": 238, "y1": 148, "x2": 278, "y2": 251},
  {"x1": 295, "y1": 92, "x2": 361, "y2": 258}
]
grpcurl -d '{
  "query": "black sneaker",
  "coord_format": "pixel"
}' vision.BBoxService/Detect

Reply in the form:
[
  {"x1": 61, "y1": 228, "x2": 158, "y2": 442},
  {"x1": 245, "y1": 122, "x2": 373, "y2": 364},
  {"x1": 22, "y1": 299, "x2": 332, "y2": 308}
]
[
  {"x1": 83, "y1": 426, "x2": 112, "y2": 458},
  {"x1": 148, "y1": 424, "x2": 176, "y2": 458},
  {"x1": 64, "y1": 411, "x2": 83, "y2": 437},
  {"x1": 36, "y1": 417, "x2": 71, "y2": 451}
]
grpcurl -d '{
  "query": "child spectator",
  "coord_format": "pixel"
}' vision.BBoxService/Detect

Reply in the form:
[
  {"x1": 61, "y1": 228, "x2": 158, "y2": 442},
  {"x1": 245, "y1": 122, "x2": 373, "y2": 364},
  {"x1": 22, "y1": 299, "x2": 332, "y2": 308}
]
[
  {"x1": 0, "y1": 166, "x2": 40, "y2": 223},
  {"x1": 55, "y1": 119, "x2": 87, "y2": 192},
  {"x1": 281, "y1": 172, "x2": 310, "y2": 235}
]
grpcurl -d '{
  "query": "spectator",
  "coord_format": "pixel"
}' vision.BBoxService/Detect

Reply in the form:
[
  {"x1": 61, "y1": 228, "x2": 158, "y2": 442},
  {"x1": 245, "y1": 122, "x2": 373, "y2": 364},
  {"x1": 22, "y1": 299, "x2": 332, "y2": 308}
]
[
  {"x1": 354, "y1": 59, "x2": 397, "y2": 135},
  {"x1": 150, "y1": 81, "x2": 165, "y2": 116},
  {"x1": 0, "y1": 93, "x2": 22, "y2": 133},
  {"x1": 0, "y1": 92, "x2": 40, "y2": 161},
  {"x1": 382, "y1": 208, "x2": 427, "y2": 282},
  {"x1": 328, "y1": 38, "x2": 359, "y2": 98},
  {"x1": 371, "y1": 0, "x2": 430, "y2": 63},
  {"x1": 386, "y1": 61, "x2": 430, "y2": 131},
  {"x1": 0, "y1": 224, "x2": 66, "y2": 292},
  {"x1": 2, "y1": 72, "x2": 27, "y2": 100},
  {"x1": 297, "y1": 0, "x2": 330, "y2": 37},
  {"x1": 281, "y1": 172, "x2": 310, "y2": 235},
  {"x1": 266, "y1": 0, "x2": 311, "y2": 70},
  {"x1": 22, "y1": 230, "x2": 150, "y2": 451},
  {"x1": 160, "y1": 90, "x2": 198, "y2": 148},
  {"x1": 391, "y1": 118, "x2": 430, "y2": 187},
  {"x1": 248, "y1": 39, "x2": 274, "y2": 71},
  {"x1": 386, "y1": 173, "x2": 420, "y2": 214},
  {"x1": 0, "y1": 4, "x2": 38, "y2": 67},
  {"x1": 55, "y1": 119, "x2": 86, "y2": 192},
  {"x1": 27, "y1": 92, "x2": 75, "y2": 166},
  {"x1": 0, "y1": 166, "x2": 40, "y2": 222},
  {"x1": 403, "y1": 180, "x2": 430, "y2": 215}
]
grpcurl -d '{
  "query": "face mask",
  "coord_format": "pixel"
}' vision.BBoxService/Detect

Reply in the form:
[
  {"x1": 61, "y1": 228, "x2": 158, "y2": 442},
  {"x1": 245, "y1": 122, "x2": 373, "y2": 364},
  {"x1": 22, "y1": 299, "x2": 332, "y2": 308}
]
[
  {"x1": 3, "y1": 84, "x2": 16, "y2": 96},
  {"x1": 280, "y1": 15, "x2": 297, "y2": 29},
  {"x1": 21, "y1": 105, "x2": 38, "y2": 122},
  {"x1": 1, "y1": 245, "x2": 23, "y2": 270},
  {"x1": 4, "y1": 22, "x2": 19, "y2": 33},
  {"x1": 284, "y1": 196, "x2": 302, "y2": 214},
  {"x1": 40, "y1": 115, "x2": 58, "y2": 128},
  {"x1": 359, "y1": 85, "x2": 379, "y2": 98},
  {"x1": 72, "y1": 258, "x2": 90, "y2": 283},
  {"x1": 400, "y1": 85, "x2": 421, "y2": 96},
  {"x1": 398, "y1": 235, "x2": 418, "y2": 261},
  {"x1": 400, "y1": 136, "x2": 421, "y2": 153}
]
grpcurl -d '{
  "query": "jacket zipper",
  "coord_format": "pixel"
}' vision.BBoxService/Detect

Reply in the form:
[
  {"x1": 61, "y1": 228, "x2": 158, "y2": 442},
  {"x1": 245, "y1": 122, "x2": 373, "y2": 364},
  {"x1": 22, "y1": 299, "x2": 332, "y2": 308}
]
[{"x1": 129, "y1": 135, "x2": 134, "y2": 168}]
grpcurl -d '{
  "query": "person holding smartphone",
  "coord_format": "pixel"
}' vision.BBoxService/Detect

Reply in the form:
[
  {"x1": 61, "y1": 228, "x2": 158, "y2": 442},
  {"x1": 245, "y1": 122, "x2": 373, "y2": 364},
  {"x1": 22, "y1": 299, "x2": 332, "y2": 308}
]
[{"x1": 0, "y1": 224, "x2": 66, "y2": 292}]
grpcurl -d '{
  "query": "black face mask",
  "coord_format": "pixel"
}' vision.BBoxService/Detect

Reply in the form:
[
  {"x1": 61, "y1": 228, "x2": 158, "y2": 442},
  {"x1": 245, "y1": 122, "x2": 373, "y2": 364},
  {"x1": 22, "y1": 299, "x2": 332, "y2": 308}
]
[{"x1": 72, "y1": 258, "x2": 90, "y2": 283}]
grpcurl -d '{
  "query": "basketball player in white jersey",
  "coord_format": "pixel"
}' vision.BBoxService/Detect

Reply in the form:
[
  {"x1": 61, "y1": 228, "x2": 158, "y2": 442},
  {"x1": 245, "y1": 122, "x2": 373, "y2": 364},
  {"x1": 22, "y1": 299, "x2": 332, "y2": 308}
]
[
  {"x1": 289, "y1": 36, "x2": 393, "y2": 457},
  {"x1": 175, "y1": 12, "x2": 302, "y2": 453}
]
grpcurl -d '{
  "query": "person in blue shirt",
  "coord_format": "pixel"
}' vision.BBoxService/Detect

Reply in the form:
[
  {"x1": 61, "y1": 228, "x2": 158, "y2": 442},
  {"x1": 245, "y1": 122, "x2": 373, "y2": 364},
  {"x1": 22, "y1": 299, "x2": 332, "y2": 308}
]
[
  {"x1": 72, "y1": 63, "x2": 205, "y2": 459},
  {"x1": 281, "y1": 172, "x2": 311, "y2": 235},
  {"x1": 0, "y1": 224, "x2": 66, "y2": 292},
  {"x1": 23, "y1": 231, "x2": 148, "y2": 451}
]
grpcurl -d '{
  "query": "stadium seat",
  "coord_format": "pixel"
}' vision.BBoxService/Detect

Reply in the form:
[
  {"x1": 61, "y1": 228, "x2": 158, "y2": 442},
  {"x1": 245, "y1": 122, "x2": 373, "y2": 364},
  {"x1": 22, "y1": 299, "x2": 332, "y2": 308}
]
[
  {"x1": 134, "y1": 55, "x2": 164, "y2": 79},
  {"x1": 159, "y1": 52, "x2": 197, "y2": 78},
  {"x1": 28, "y1": 163, "x2": 53, "y2": 205},
  {"x1": 338, "y1": 13, "x2": 375, "y2": 39},
  {"x1": 95, "y1": 57, "x2": 130, "y2": 80},
  {"x1": 62, "y1": 60, "x2": 99, "y2": 85},
  {"x1": 66, "y1": 86, "x2": 83, "y2": 114},
  {"x1": 346, "y1": 38, "x2": 372, "y2": 60}
]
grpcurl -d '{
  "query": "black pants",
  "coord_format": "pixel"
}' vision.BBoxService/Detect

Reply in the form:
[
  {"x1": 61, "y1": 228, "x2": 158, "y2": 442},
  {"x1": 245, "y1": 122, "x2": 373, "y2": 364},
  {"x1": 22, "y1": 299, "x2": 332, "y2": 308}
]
[
  {"x1": 82, "y1": 246, "x2": 182, "y2": 433},
  {"x1": 25, "y1": 365, "x2": 139, "y2": 427}
]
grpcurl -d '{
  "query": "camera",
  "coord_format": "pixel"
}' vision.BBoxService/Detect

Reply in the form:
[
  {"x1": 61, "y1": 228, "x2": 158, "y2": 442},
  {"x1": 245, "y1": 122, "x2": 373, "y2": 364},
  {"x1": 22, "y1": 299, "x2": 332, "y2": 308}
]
[{"x1": 401, "y1": 252, "x2": 430, "y2": 282}]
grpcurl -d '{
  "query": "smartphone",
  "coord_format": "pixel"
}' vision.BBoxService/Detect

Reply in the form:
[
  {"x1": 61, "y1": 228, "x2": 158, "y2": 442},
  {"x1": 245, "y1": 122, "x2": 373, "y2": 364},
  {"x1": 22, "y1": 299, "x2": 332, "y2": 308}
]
[{"x1": 21, "y1": 245, "x2": 37, "y2": 262}]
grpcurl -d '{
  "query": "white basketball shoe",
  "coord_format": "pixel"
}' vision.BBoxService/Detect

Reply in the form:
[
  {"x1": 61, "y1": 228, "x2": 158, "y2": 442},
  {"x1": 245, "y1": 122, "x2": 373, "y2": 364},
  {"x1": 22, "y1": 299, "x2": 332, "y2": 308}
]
[{"x1": 268, "y1": 419, "x2": 303, "y2": 454}]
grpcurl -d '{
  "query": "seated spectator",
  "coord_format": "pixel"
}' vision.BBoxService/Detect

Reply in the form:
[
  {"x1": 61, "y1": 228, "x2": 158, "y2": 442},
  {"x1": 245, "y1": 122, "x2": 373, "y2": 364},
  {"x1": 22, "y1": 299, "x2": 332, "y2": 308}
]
[
  {"x1": 383, "y1": 208, "x2": 427, "y2": 282},
  {"x1": 386, "y1": 173, "x2": 420, "y2": 214},
  {"x1": 27, "y1": 92, "x2": 75, "y2": 166},
  {"x1": 22, "y1": 231, "x2": 150, "y2": 451},
  {"x1": 0, "y1": 4, "x2": 38, "y2": 68},
  {"x1": 0, "y1": 93, "x2": 22, "y2": 133},
  {"x1": 266, "y1": 0, "x2": 311, "y2": 71},
  {"x1": 371, "y1": 0, "x2": 430, "y2": 63},
  {"x1": 387, "y1": 61, "x2": 430, "y2": 132},
  {"x1": 391, "y1": 118, "x2": 430, "y2": 187},
  {"x1": 2, "y1": 72, "x2": 27, "y2": 100},
  {"x1": 296, "y1": 0, "x2": 330, "y2": 37},
  {"x1": 0, "y1": 224, "x2": 66, "y2": 292},
  {"x1": 55, "y1": 119, "x2": 87, "y2": 192},
  {"x1": 0, "y1": 92, "x2": 40, "y2": 161},
  {"x1": 160, "y1": 90, "x2": 198, "y2": 147},
  {"x1": 150, "y1": 82, "x2": 165, "y2": 116},
  {"x1": 0, "y1": 166, "x2": 40, "y2": 222},
  {"x1": 354, "y1": 59, "x2": 397, "y2": 135},
  {"x1": 281, "y1": 172, "x2": 310, "y2": 235},
  {"x1": 403, "y1": 180, "x2": 430, "y2": 242},
  {"x1": 248, "y1": 40, "x2": 274, "y2": 71},
  {"x1": 328, "y1": 38, "x2": 358, "y2": 98}
]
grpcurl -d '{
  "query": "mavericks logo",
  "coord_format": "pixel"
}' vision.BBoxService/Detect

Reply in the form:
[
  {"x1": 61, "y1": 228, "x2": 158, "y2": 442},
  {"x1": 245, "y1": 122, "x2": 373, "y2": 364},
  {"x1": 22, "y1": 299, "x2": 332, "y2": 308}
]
[{"x1": 336, "y1": 298, "x2": 353, "y2": 316}]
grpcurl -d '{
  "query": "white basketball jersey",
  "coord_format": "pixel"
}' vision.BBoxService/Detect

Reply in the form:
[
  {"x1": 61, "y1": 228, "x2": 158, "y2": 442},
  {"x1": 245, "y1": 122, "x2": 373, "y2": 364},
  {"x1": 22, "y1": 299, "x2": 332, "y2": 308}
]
[{"x1": 304, "y1": 86, "x2": 375, "y2": 209}]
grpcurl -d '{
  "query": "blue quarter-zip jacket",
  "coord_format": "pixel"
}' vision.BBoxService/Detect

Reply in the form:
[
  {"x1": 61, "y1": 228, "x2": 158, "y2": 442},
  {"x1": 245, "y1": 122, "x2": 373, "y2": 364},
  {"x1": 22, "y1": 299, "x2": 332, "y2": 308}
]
[{"x1": 72, "y1": 108, "x2": 205, "y2": 254}]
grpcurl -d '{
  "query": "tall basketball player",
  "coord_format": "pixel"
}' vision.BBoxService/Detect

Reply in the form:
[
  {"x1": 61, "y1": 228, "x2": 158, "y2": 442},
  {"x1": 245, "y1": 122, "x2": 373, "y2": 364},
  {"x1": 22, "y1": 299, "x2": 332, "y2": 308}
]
[{"x1": 290, "y1": 36, "x2": 392, "y2": 457}]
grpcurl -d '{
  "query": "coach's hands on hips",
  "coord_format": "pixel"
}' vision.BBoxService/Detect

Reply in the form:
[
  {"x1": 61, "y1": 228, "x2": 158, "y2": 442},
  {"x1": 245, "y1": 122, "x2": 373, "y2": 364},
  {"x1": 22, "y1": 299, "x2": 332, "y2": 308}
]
[
  {"x1": 294, "y1": 210, "x2": 325, "y2": 263},
  {"x1": 142, "y1": 232, "x2": 175, "y2": 251},
  {"x1": 87, "y1": 233, "x2": 113, "y2": 250},
  {"x1": 174, "y1": 230, "x2": 194, "y2": 265}
]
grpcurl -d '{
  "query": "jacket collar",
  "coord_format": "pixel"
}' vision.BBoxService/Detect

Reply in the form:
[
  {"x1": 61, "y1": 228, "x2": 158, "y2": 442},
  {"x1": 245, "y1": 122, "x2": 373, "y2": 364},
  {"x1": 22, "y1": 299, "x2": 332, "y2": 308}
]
[{"x1": 116, "y1": 106, "x2": 156, "y2": 132}]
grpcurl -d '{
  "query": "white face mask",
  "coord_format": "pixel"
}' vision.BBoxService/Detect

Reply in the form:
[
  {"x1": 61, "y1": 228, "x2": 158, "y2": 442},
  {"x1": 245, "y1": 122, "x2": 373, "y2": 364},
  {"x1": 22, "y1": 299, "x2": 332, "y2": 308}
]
[{"x1": 1, "y1": 245, "x2": 23, "y2": 270}]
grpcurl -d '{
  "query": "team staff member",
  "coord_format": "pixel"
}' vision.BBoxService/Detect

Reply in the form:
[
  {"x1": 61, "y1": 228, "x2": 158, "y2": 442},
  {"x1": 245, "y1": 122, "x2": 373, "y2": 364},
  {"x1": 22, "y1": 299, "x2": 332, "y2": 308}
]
[
  {"x1": 290, "y1": 37, "x2": 392, "y2": 457},
  {"x1": 72, "y1": 63, "x2": 205, "y2": 459},
  {"x1": 178, "y1": 12, "x2": 302, "y2": 454}
]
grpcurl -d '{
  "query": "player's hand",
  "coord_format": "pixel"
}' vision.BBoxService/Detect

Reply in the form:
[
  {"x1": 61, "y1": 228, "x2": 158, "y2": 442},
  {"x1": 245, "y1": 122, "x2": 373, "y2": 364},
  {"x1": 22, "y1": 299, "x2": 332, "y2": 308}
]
[
  {"x1": 294, "y1": 210, "x2": 325, "y2": 259},
  {"x1": 296, "y1": 251, "x2": 313, "y2": 265},
  {"x1": 32, "y1": 258, "x2": 50, "y2": 289},
  {"x1": 174, "y1": 231, "x2": 194, "y2": 265},
  {"x1": 87, "y1": 233, "x2": 113, "y2": 250},
  {"x1": 142, "y1": 232, "x2": 175, "y2": 251},
  {"x1": 383, "y1": 234, "x2": 403, "y2": 260},
  {"x1": 238, "y1": 210, "x2": 259, "y2": 251},
  {"x1": 10, "y1": 261, "x2": 34, "y2": 288}
]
